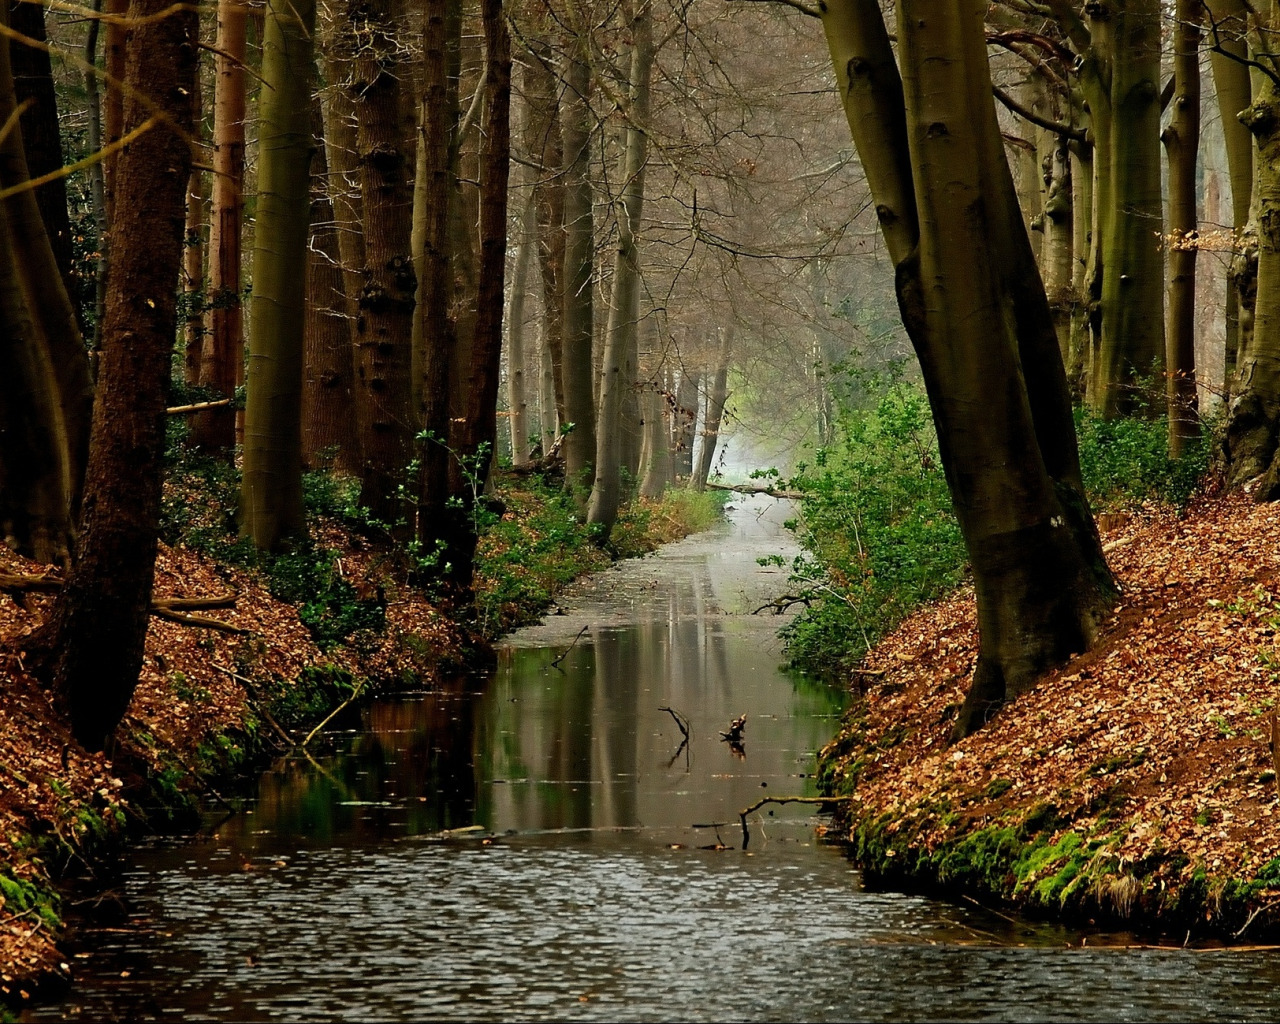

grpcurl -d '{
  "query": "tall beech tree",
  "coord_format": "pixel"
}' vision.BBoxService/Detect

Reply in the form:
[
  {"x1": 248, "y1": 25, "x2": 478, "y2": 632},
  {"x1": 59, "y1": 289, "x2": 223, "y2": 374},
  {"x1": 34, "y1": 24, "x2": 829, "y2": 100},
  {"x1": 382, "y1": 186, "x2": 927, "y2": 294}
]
[
  {"x1": 241, "y1": 0, "x2": 317, "y2": 550},
  {"x1": 1222, "y1": 2, "x2": 1280, "y2": 497},
  {"x1": 48, "y1": 0, "x2": 198, "y2": 750},
  {"x1": 820, "y1": 0, "x2": 1115, "y2": 735},
  {"x1": 588, "y1": 0, "x2": 654, "y2": 540},
  {"x1": 0, "y1": 2, "x2": 93, "y2": 565},
  {"x1": 193, "y1": 0, "x2": 248, "y2": 452}
]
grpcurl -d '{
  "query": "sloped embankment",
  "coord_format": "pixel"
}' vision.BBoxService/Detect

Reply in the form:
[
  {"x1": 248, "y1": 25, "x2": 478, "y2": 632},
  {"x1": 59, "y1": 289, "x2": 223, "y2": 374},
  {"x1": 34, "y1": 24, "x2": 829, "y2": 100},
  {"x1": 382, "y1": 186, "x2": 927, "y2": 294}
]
[{"x1": 819, "y1": 494, "x2": 1280, "y2": 940}]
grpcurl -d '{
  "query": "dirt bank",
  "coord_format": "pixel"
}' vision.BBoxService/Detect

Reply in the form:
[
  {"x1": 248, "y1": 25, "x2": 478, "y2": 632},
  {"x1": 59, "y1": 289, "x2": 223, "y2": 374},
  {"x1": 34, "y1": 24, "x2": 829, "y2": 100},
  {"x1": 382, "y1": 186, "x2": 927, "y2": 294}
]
[{"x1": 819, "y1": 494, "x2": 1280, "y2": 943}]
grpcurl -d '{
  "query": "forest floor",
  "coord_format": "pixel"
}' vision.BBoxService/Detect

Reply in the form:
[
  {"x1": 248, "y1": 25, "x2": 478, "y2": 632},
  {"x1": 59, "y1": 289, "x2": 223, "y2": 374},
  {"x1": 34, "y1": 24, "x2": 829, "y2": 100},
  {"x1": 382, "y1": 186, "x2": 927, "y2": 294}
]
[
  {"x1": 0, "y1": 474, "x2": 718, "y2": 1012},
  {"x1": 819, "y1": 491, "x2": 1280, "y2": 944}
]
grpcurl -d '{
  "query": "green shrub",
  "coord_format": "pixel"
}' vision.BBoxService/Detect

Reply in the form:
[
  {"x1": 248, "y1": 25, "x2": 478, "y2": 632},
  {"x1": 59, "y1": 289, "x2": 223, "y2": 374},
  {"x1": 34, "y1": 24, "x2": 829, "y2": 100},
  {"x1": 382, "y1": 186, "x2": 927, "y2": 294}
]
[
  {"x1": 776, "y1": 378, "x2": 966, "y2": 677},
  {"x1": 1074, "y1": 409, "x2": 1209, "y2": 510}
]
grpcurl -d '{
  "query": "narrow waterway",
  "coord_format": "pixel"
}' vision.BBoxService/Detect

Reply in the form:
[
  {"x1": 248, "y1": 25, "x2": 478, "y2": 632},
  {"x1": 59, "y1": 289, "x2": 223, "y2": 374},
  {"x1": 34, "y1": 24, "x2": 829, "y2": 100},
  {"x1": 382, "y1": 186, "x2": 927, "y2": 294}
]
[{"x1": 30, "y1": 496, "x2": 1280, "y2": 1022}]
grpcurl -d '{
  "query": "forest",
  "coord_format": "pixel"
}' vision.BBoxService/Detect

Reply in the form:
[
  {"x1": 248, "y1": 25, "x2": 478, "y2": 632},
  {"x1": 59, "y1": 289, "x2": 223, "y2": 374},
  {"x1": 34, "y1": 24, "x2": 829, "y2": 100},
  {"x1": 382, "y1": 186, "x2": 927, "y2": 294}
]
[{"x1": 5, "y1": 0, "x2": 1280, "y2": 1012}]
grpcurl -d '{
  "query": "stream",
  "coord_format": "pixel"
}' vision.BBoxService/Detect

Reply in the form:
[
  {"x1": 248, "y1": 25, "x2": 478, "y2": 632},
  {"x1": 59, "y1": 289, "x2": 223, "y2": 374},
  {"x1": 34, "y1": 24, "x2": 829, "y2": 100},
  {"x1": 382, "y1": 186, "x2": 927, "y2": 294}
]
[{"x1": 28, "y1": 495, "x2": 1280, "y2": 1022}]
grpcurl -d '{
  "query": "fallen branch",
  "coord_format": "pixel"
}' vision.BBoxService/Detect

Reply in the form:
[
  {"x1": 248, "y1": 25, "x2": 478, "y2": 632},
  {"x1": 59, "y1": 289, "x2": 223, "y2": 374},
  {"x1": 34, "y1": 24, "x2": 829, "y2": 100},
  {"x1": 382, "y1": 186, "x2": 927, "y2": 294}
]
[
  {"x1": 706, "y1": 481, "x2": 807, "y2": 500},
  {"x1": 152, "y1": 594, "x2": 237, "y2": 611},
  {"x1": 737, "y1": 795, "x2": 854, "y2": 849},
  {"x1": 166, "y1": 398, "x2": 232, "y2": 416},
  {"x1": 659, "y1": 705, "x2": 690, "y2": 740},
  {"x1": 212, "y1": 664, "x2": 297, "y2": 747},
  {"x1": 0, "y1": 571, "x2": 63, "y2": 592},
  {"x1": 551, "y1": 625, "x2": 589, "y2": 669},
  {"x1": 753, "y1": 594, "x2": 811, "y2": 615},
  {"x1": 302, "y1": 677, "x2": 367, "y2": 748},
  {"x1": 150, "y1": 607, "x2": 246, "y2": 633}
]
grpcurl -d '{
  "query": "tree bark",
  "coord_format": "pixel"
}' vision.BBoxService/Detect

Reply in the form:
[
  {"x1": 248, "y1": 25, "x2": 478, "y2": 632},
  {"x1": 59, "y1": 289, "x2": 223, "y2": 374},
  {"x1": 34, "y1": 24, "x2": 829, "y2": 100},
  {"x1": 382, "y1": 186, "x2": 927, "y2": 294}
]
[
  {"x1": 1087, "y1": 0, "x2": 1166, "y2": 417},
  {"x1": 691, "y1": 327, "x2": 731, "y2": 492},
  {"x1": 193, "y1": 0, "x2": 247, "y2": 452},
  {"x1": 1208, "y1": 0, "x2": 1253, "y2": 390},
  {"x1": 821, "y1": 0, "x2": 1115, "y2": 737},
  {"x1": 302, "y1": 98, "x2": 360, "y2": 475},
  {"x1": 1163, "y1": 0, "x2": 1202, "y2": 456},
  {"x1": 241, "y1": 0, "x2": 317, "y2": 550},
  {"x1": 506, "y1": 188, "x2": 536, "y2": 466},
  {"x1": 588, "y1": 1, "x2": 653, "y2": 540},
  {"x1": 49, "y1": 0, "x2": 198, "y2": 750},
  {"x1": 673, "y1": 369, "x2": 699, "y2": 480},
  {"x1": 0, "y1": 1, "x2": 92, "y2": 563},
  {"x1": 347, "y1": 0, "x2": 417, "y2": 526},
  {"x1": 560, "y1": 29, "x2": 597, "y2": 497}
]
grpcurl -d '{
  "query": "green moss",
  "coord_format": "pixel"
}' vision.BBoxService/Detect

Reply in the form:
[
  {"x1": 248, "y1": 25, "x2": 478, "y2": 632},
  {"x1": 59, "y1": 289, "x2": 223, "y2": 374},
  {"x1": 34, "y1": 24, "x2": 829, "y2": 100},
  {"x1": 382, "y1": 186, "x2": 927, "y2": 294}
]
[
  {"x1": 984, "y1": 778, "x2": 1014, "y2": 799},
  {"x1": 0, "y1": 871, "x2": 61, "y2": 931}
]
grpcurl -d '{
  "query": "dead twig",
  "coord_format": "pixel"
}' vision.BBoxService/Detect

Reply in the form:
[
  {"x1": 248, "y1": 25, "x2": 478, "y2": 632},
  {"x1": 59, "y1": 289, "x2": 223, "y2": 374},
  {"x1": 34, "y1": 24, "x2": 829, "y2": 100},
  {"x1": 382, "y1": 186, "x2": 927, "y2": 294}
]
[
  {"x1": 150, "y1": 606, "x2": 246, "y2": 633},
  {"x1": 551, "y1": 625, "x2": 589, "y2": 669},
  {"x1": 301, "y1": 678, "x2": 367, "y2": 748},
  {"x1": 165, "y1": 398, "x2": 232, "y2": 416},
  {"x1": 211, "y1": 664, "x2": 297, "y2": 747},
  {"x1": 659, "y1": 705, "x2": 690, "y2": 740},
  {"x1": 737, "y1": 795, "x2": 853, "y2": 849}
]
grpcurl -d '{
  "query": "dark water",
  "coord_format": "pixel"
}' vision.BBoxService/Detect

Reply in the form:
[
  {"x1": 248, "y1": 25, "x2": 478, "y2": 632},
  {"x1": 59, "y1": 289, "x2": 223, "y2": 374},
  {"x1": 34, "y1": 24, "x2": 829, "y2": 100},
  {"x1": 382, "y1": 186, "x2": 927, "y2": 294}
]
[{"x1": 29, "y1": 497, "x2": 1280, "y2": 1022}]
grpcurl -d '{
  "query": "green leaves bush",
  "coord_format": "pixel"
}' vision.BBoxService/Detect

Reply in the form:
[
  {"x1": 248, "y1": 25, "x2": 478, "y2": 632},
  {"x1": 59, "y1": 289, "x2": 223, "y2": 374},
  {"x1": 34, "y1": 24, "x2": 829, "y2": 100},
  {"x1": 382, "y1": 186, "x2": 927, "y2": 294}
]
[{"x1": 776, "y1": 379, "x2": 965, "y2": 677}]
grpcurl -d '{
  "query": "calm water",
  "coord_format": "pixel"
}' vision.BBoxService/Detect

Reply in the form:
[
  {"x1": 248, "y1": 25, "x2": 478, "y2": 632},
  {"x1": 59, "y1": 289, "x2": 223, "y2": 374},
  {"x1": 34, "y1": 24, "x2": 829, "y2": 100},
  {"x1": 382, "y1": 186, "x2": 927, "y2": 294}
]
[{"x1": 29, "y1": 497, "x2": 1280, "y2": 1022}]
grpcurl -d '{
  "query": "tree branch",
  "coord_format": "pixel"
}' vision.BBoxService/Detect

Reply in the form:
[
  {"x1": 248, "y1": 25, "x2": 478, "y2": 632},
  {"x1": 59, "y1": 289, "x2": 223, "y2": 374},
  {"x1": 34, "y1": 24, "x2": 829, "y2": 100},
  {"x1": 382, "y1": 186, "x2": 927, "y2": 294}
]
[
  {"x1": 993, "y1": 85, "x2": 1087, "y2": 144},
  {"x1": 729, "y1": 0, "x2": 820, "y2": 18}
]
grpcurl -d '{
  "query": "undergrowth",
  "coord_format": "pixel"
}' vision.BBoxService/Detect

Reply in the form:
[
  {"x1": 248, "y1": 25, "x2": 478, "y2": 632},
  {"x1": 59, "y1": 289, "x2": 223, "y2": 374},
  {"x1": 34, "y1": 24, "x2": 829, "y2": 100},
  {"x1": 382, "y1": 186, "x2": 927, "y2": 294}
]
[{"x1": 774, "y1": 377, "x2": 1210, "y2": 678}]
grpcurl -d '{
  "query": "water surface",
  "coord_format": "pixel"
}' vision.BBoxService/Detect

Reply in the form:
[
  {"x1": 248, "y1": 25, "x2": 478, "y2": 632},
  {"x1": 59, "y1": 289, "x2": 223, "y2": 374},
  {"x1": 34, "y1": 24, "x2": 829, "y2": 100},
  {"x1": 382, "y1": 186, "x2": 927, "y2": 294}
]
[{"x1": 29, "y1": 496, "x2": 1280, "y2": 1022}]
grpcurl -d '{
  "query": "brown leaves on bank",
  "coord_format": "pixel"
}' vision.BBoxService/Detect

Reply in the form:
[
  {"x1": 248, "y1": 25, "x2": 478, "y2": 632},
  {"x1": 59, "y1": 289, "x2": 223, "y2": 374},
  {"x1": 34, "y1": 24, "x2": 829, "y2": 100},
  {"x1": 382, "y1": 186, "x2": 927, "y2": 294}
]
[{"x1": 823, "y1": 494, "x2": 1280, "y2": 927}]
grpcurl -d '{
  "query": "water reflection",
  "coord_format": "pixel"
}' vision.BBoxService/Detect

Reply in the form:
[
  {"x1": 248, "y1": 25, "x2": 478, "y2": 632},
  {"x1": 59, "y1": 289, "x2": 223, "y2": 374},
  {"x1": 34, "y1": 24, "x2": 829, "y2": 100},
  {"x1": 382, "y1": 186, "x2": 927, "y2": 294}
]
[{"x1": 35, "y1": 497, "x2": 1280, "y2": 1023}]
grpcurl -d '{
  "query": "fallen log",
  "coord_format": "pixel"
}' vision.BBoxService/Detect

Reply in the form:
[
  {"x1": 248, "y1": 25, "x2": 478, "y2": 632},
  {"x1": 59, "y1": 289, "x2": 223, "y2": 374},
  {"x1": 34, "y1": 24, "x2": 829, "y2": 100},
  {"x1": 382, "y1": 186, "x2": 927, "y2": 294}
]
[
  {"x1": 705, "y1": 481, "x2": 807, "y2": 500},
  {"x1": 165, "y1": 398, "x2": 233, "y2": 416}
]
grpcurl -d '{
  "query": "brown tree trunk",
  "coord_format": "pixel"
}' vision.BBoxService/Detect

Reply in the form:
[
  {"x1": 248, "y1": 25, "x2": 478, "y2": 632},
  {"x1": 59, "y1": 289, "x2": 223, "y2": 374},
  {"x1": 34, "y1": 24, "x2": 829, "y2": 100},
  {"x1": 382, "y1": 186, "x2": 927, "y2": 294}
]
[
  {"x1": 559, "y1": 30, "x2": 596, "y2": 496},
  {"x1": 193, "y1": 0, "x2": 247, "y2": 452},
  {"x1": 1163, "y1": 0, "x2": 1202, "y2": 456},
  {"x1": 691, "y1": 328, "x2": 731, "y2": 492},
  {"x1": 302, "y1": 99, "x2": 360, "y2": 475},
  {"x1": 822, "y1": 0, "x2": 1115, "y2": 737},
  {"x1": 9, "y1": 0, "x2": 77, "y2": 313},
  {"x1": 673, "y1": 369, "x2": 700, "y2": 480},
  {"x1": 347, "y1": 0, "x2": 417, "y2": 526},
  {"x1": 49, "y1": 0, "x2": 198, "y2": 751}
]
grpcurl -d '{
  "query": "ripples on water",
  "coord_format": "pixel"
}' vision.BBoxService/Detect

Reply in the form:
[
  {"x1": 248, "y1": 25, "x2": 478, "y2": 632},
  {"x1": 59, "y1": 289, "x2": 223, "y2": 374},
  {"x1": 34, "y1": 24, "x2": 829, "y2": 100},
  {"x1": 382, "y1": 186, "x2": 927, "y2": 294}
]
[{"x1": 29, "y1": 497, "x2": 1280, "y2": 1022}]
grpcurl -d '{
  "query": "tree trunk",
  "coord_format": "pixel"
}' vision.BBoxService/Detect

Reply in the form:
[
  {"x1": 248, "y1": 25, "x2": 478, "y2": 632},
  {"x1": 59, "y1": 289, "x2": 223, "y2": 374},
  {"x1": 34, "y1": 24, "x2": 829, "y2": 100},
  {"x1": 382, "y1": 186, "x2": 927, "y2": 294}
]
[
  {"x1": 506, "y1": 189, "x2": 536, "y2": 466},
  {"x1": 588, "y1": 1, "x2": 653, "y2": 540},
  {"x1": 1163, "y1": 0, "x2": 1202, "y2": 456},
  {"x1": 673, "y1": 369, "x2": 699, "y2": 480},
  {"x1": 1089, "y1": 0, "x2": 1165, "y2": 417},
  {"x1": 560, "y1": 30, "x2": 596, "y2": 497},
  {"x1": 84, "y1": 0, "x2": 108, "y2": 364},
  {"x1": 302, "y1": 98, "x2": 360, "y2": 475},
  {"x1": 0, "y1": 2, "x2": 92, "y2": 562},
  {"x1": 691, "y1": 328, "x2": 731, "y2": 492},
  {"x1": 241, "y1": 0, "x2": 317, "y2": 550},
  {"x1": 524, "y1": 39, "x2": 567, "y2": 434},
  {"x1": 193, "y1": 0, "x2": 247, "y2": 452},
  {"x1": 444, "y1": 0, "x2": 510, "y2": 590},
  {"x1": 1223, "y1": 3, "x2": 1280, "y2": 497},
  {"x1": 182, "y1": 65, "x2": 205, "y2": 387},
  {"x1": 347, "y1": 0, "x2": 417, "y2": 526},
  {"x1": 49, "y1": 0, "x2": 198, "y2": 751},
  {"x1": 821, "y1": 0, "x2": 1115, "y2": 737},
  {"x1": 1208, "y1": 0, "x2": 1253, "y2": 391},
  {"x1": 9, "y1": 0, "x2": 77, "y2": 312}
]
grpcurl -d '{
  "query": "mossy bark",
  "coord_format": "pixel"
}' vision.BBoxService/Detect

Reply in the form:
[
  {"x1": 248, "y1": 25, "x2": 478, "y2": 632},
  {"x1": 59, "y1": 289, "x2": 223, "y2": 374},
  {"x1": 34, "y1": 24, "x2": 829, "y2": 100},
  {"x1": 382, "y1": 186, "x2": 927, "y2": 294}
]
[{"x1": 821, "y1": 0, "x2": 1115, "y2": 737}]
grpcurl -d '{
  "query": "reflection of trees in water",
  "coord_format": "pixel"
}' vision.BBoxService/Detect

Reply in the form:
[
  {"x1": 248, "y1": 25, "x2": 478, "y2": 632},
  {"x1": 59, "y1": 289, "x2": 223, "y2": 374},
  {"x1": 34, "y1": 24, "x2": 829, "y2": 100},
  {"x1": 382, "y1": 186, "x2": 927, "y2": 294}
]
[{"x1": 229, "y1": 681, "x2": 481, "y2": 843}]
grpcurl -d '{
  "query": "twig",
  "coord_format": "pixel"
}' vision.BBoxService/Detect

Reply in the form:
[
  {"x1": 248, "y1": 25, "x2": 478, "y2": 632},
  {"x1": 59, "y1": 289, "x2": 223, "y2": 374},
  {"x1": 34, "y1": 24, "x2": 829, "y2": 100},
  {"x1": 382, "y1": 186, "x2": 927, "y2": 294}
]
[
  {"x1": 737, "y1": 795, "x2": 853, "y2": 849},
  {"x1": 150, "y1": 606, "x2": 246, "y2": 633},
  {"x1": 302, "y1": 678, "x2": 367, "y2": 748},
  {"x1": 0, "y1": 570, "x2": 63, "y2": 592},
  {"x1": 1233, "y1": 898, "x2": 1280, "y2": 939},
  {"x1": 152, "y1": 594, "x2": 236, "y2": 611},
  {"x1": 211, "y1": 664, "x2": 297, "y2": 747},
  {"x1": 551, "y1": 625, "x2": 589, "y2": 669},
  {"x1": 659, "y1": 705, "x2": 690, "y2": 740}
]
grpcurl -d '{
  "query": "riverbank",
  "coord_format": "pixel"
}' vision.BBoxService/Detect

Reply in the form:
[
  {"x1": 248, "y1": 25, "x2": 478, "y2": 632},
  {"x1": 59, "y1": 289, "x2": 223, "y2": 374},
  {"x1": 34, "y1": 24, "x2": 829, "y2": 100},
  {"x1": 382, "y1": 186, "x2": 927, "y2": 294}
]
[
  {"x1": 0, "y1": 476, "x2": 722, "y2": 1012},
  {"x1": 818, "y1": 493, "x2": 1280, "y2": 943}
]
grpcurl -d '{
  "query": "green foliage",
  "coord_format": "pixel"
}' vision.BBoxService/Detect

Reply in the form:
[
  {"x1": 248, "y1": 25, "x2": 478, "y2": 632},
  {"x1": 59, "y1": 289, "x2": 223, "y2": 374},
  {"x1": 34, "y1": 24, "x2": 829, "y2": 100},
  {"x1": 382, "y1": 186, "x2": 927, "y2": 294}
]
[
  {"x1": 775, "y1": 376, "x2": 966, "y2": 677},
  {"x1": 1074, "y1": 409, "x2": 1209, "y2": 510},
  {"x1": 0, "y1": 871, "x2": 61, "y2": 931},
  {"x1": 160, "y1": 449, "x2": 383, "y2": 650}
]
